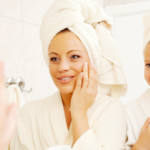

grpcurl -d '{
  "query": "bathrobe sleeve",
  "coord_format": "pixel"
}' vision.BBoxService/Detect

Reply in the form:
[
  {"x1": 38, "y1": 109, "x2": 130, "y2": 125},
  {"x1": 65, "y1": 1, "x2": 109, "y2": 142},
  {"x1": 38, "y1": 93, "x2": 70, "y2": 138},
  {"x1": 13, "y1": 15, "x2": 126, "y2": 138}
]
[
  {"x1": 72, "y1": 101, "x2": 127, "y2": 150},
  {"x1": 125, "y1": 110, "x2": 136, "y2": 150},
  {"x1": 125, "y1": 100, "x2": 145, "y2": 150},
  {"x1": 9, "y1": 103, "x2": 35, "y2": 150}
]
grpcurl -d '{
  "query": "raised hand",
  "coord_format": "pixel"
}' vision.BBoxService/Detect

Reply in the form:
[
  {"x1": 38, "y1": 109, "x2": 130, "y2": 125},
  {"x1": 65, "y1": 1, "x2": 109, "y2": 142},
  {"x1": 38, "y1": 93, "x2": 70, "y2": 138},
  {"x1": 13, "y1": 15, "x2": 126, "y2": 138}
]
[
  {"x1": 70, "y1": 62, "x2": 97, "y2": 114},
  {"x1": 132, "y1": 117, "x2": 150, "y2": 150},
  {"x1": 0, "y1": 62, "x2": 17, "y2": 150},
  {"x1": 71, "y1": 62, "x2": 97, "y2": 145}
]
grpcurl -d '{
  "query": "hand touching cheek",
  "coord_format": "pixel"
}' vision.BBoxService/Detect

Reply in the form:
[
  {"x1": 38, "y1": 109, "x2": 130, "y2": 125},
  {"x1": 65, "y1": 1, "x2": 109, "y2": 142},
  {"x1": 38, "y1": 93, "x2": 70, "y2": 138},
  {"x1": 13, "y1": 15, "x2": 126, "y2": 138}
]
[{"x1": 70, "y1": 62, "x2": 97, "y2": 114}]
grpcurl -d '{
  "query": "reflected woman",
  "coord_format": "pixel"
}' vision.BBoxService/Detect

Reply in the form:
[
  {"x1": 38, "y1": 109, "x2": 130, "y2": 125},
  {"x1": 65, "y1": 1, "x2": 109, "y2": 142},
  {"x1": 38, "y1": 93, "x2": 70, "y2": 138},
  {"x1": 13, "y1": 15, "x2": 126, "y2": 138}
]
[
  {"x1": 10, "y1": 0, "x2": 127, "y2": 150},
  {"x1": 125, "y1": 13, "x2": 150, "y2": 150}
]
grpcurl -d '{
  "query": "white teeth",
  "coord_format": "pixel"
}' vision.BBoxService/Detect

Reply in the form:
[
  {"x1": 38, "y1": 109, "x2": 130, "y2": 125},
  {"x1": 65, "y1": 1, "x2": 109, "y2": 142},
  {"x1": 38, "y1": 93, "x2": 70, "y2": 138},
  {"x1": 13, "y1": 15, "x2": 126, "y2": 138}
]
[{"x1": 61, "y1": 77, "x2": 71, "y2": 80}]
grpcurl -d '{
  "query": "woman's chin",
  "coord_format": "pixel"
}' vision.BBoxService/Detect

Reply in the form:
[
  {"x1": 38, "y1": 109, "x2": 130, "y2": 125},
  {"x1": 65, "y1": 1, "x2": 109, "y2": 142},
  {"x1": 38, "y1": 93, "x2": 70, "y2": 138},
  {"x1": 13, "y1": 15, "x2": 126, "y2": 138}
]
[{"x1": 58, "y1": 86, "x2": 75, "y2": 94}]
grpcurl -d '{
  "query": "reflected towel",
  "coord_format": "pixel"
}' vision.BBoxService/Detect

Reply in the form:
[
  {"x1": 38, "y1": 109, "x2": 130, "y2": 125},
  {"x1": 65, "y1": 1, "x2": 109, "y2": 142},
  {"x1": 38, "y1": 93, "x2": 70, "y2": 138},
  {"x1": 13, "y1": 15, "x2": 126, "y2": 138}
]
[
  {"x1": 6, "y1": 85, "x2": 25, "y2": 112},
  {"x1": 143, "y1": 13, "x2": 150, "y2": 50}
]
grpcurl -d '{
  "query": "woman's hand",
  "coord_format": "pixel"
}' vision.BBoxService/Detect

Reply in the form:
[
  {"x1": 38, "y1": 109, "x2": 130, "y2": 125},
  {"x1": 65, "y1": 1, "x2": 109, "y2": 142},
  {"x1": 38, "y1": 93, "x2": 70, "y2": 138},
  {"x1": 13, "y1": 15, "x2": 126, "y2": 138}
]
[
  {"x1": 132, "y1": 117, "x2": 150, "y2": 150},
  {"x1": 70, "y1": 62, "x2": 97, "y2": 115},
  {"x1": 0, "y1": 62, "x2": 17, "y2": 150},
  {"x1": 71, "y1": 62, "x2": 97, "y2": 145}
]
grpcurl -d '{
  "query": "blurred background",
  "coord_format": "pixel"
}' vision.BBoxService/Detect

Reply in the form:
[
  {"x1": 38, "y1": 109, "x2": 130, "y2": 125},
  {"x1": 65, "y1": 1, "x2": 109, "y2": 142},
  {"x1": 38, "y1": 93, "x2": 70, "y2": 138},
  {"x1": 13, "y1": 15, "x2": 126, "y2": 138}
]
[{"x1": 0, "y1": 0, "x2": 150, "y2": 104}]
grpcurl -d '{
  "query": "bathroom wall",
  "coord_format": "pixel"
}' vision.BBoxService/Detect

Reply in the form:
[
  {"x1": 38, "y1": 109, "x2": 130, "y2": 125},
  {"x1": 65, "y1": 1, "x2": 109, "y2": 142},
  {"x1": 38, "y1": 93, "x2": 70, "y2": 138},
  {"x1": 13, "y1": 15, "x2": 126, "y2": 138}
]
[
  {"x1": 105, "y1": 1, "x2": 150, "y2": 104},
  {"x1": 104, "y1": 0, "x2": 150, "y2": 7},
  {"x1": 0, "y1": 0, "x2": 103, "y2": 103},
  {"x1": 94, "y1": 0, "x2": 104, "y2": 7}
]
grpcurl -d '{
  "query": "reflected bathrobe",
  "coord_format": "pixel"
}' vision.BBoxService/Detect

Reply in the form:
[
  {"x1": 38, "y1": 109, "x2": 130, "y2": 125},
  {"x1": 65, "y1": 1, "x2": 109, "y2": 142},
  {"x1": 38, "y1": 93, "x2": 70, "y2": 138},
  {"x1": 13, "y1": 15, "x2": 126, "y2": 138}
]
[
  {"x1": 10, "y1": 90, "x2": 126, "y2": 150},
  {"x1": 125, "y1": 88, "x2": 150, "y2": 150}
]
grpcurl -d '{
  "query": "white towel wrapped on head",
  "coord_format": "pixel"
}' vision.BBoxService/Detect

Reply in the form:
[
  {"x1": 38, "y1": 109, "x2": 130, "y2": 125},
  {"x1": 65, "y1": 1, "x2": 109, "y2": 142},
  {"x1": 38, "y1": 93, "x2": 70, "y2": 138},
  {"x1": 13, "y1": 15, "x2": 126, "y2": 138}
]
[
  {"x1": 143, "y1": 13, "x2": 150, "y2": 50},
  {"x1": 40, "y1": 0, "x2": 127, "y2": 99}
]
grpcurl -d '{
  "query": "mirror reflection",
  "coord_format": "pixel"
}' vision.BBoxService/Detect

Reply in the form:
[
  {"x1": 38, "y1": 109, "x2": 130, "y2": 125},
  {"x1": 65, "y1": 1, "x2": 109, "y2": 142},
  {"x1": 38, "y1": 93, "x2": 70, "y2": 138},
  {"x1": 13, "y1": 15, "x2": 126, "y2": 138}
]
[{"x1": 0, "y1": 0, "x2": 150, "y2": 150}]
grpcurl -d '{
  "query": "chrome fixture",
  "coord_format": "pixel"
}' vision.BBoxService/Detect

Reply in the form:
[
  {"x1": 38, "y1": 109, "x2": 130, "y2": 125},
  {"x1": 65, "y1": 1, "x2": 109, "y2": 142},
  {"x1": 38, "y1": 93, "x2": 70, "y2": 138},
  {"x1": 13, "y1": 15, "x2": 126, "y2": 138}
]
[{"x1": 5, "y1": 77, "x2": 32, "y2": 93}]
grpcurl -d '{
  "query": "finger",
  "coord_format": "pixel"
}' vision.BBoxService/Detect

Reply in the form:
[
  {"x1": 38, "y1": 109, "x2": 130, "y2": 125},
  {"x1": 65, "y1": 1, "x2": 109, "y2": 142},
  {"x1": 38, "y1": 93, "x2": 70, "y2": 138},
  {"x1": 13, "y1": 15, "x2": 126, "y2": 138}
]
[
  {"x1": 87, "y1": 62, "x2": 95, "y2": 91},
  {"x1": 2, "y1": 103, "x2": 17, "y2": 147},
  {"x1": 75, "y1": 72, "x2": 83, "y2": 92},
  {"x1": 92, "y1": 65, "x2": 98, "y2": 93},
  {"x1": 0, "y1": 62, "x2": 6, "y2": 105},
  {"x1": 82, "y1": 62, "x2": 89, "y2": 90},
  {"x1": 142, "y1": 117, "x2": 150, "y2": 129},
  {"x1": 0, "y1": 62, "x2": 7, "y2": 135}
]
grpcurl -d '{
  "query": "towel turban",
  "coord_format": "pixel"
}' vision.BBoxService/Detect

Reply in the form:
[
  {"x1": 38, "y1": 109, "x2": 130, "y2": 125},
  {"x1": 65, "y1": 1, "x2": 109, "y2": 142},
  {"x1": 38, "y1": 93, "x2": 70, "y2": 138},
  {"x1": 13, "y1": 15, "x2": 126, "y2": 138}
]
[
  {"x1": 40, "y1": 0, "x2": 127, "y2": 99},
  {"x1": 143, "y1": 13, "x2": 150, "y2": 50}
]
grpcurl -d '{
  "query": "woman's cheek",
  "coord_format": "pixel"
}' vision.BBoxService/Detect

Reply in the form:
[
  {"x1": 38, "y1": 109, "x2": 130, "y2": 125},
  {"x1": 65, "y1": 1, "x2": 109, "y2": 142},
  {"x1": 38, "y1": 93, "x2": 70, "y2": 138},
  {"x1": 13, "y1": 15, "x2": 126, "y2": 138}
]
[
  {"x1": 49, "y1": 64, "x2": 57, "y2": 78},
  {"x1": 73, "y1": 62, "x2": 84, "y2": 73},
  {"x1": 144, "y1": 69, "x2": 150, "y2": 85}
]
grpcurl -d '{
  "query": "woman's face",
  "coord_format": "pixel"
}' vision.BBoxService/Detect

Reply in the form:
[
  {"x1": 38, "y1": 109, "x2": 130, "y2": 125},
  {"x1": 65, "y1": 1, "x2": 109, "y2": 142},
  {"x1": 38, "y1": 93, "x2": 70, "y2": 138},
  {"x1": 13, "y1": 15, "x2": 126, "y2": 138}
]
[
  {"x1": 48, "y1": 30, "x2": 90, "y2": 94},
  {"x1": 144, "y1": 42, "x2": 150, "y2": 85}
]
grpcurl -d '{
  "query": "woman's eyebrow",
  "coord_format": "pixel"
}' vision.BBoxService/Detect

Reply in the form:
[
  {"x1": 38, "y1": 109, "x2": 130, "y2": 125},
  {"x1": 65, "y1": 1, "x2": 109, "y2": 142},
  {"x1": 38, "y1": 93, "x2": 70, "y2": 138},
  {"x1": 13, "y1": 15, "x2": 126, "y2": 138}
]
[
  {"x1": 144, "y1": 60, "x2": 150, "y2": 62},
  {"x1": 67, "y1": 50, "x2": 82, "y2": 54},
  {"x1": 49, "y1": 50, "x2": 81, "y2": 55},
  {"x1": 49, "y1": 52, "x2": 59, "y2": 56}
]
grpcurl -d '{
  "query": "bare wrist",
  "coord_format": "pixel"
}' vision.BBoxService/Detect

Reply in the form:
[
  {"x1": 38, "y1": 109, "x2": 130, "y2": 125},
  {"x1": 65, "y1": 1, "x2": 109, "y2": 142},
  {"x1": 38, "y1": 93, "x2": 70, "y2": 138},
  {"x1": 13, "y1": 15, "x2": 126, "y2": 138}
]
[
  {"x1": 71, "y1": 110, "x2": 87, "y2": 119},
  {"x1": 132, "y1": 142, "x2": 142, "y2": 150}
]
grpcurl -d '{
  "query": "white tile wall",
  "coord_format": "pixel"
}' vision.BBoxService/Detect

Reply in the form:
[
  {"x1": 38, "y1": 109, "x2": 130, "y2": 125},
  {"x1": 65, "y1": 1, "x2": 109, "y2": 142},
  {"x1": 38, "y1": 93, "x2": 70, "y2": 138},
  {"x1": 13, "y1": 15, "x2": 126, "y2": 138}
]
[
  {"x1": 0, "y1": 16, "x2": 24, "y2": 78},
  {"x1": 0, "y1": 0, "x2": 21, "y2": 20},
  {"x1": 23, "y1": 23, "x2": 51, "y2": 102},
  {"x1": 22, "y1": 0, "x2": 45, "y2": 25}
]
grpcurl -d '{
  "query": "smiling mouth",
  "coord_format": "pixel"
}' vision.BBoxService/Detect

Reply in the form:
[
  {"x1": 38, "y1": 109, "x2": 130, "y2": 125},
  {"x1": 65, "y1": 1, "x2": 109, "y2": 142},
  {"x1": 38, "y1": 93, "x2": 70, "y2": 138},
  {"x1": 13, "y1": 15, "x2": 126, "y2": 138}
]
[{"x1": 58, "y1": 76, "x2": 74, "y2": 81}]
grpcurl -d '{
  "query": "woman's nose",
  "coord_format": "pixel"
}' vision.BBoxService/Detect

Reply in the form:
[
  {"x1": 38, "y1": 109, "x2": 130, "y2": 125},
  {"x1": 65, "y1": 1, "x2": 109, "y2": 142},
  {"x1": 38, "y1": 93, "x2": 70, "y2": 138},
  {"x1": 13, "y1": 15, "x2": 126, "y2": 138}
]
[{"x1": 58, "y1": 59, "x2": 70, "y2": 73}]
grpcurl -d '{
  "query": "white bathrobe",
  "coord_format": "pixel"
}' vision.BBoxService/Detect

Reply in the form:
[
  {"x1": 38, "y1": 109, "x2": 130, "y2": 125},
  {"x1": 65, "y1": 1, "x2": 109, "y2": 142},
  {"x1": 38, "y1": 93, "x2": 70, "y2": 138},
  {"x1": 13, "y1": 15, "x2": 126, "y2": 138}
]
[
  {"x1": 10, "y1": 90, "x2": 126, "y2": 150},
  {"x1": 125, "y1": 88, "x2": 150, "y2": 150}
]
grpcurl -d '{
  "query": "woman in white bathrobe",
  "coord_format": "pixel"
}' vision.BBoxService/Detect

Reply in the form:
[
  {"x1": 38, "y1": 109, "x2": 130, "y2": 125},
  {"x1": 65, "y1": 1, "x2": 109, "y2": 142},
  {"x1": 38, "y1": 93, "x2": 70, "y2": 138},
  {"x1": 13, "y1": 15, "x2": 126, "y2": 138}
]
[
  {"x1": 10, "y1": 0, "x2": 127, "y2": 150},
  {"x1": 125, "y1": 13, "x2": 150, "y2": 150}
]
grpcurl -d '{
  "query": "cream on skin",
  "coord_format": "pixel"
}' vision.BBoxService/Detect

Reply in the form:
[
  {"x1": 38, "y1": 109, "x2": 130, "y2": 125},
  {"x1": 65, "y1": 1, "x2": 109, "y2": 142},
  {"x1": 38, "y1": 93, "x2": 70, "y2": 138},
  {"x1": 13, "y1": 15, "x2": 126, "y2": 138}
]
[
  {"x1": 48, "y1": 30, "x2": 97, "y2": 145},
  {"x1": 131, "y1": 42, "x2": 150, "y2": 150}
]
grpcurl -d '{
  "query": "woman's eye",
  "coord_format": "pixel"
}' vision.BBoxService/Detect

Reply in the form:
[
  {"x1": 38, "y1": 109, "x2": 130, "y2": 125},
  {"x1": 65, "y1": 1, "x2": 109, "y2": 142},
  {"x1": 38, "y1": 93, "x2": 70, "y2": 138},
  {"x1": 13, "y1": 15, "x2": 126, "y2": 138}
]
[
  {"x1": 71, "y1": 55, "x2": 80, "y2": 59},
  {"x1": 50, "y1": 57, "x2": 59, "y2": 62},
  {"x1": 146, "y1": 64, "x2": 150, "y2": 67}
]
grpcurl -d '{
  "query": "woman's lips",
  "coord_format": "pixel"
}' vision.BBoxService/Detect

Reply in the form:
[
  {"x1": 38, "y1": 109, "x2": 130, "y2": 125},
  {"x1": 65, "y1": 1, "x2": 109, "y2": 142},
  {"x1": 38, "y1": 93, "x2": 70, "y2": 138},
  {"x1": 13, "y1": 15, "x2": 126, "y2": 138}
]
[{"x1": 57, "y1": 76, "x2": 75, "y2": 84}]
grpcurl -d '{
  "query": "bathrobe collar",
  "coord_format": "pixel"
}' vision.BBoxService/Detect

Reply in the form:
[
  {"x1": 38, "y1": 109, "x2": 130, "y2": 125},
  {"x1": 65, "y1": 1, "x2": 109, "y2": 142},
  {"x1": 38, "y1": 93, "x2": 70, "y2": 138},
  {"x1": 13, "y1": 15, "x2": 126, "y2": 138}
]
[
  {"x1": 51, "y1": 89, "x2": 105, "y2": 146},
  {"x1": 52, "y1": 90, "x2": 73, "y2": 145},
  {"x1": 137, "y1": 88, "x2": 150, "y2": 118}
]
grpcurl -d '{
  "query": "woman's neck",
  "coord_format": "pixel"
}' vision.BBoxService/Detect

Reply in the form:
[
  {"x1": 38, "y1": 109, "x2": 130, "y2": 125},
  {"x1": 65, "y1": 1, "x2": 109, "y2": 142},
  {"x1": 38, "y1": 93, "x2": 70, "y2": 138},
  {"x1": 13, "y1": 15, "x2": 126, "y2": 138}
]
[{"x1": 60, "y1": 92, "x2": 72, "y2": 107}]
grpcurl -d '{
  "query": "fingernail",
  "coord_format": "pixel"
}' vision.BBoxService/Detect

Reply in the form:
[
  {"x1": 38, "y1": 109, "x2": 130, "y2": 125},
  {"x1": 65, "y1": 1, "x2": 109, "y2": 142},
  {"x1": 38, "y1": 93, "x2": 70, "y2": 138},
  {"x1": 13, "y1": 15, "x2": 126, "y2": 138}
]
[
  {"x1": 90, "y1": 62, "x2": 94, "y2": 68},
  {"x1": 80, "y1": 72, "x2": 83, "y2": 77},
  {"x1": 94, "y1": 65, "x2": 97, "y2": 70},
  {"x1": 84, "y1": 62, "x2": 87, "y2": 69},
  {"x1": 4, "y1": 63, "x2": 9, "y2": 75},
  {"x1": 0, "y1": 62, "x2": 8, "y2": 75}
]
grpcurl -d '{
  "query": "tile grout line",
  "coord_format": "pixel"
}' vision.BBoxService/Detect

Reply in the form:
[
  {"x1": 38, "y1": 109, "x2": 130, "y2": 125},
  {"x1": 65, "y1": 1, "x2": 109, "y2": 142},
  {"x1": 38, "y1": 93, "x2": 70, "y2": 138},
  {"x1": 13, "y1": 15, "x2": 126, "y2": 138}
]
[
  {"x1": 0, "y1": 15, "x2": 40, "y2": 27},
  {"x1": 20, "y1": 0, "x2": 27, "y2": 103},
  {"x1": 45, "y1": 0, "x2": 51, "y2": 94}
]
